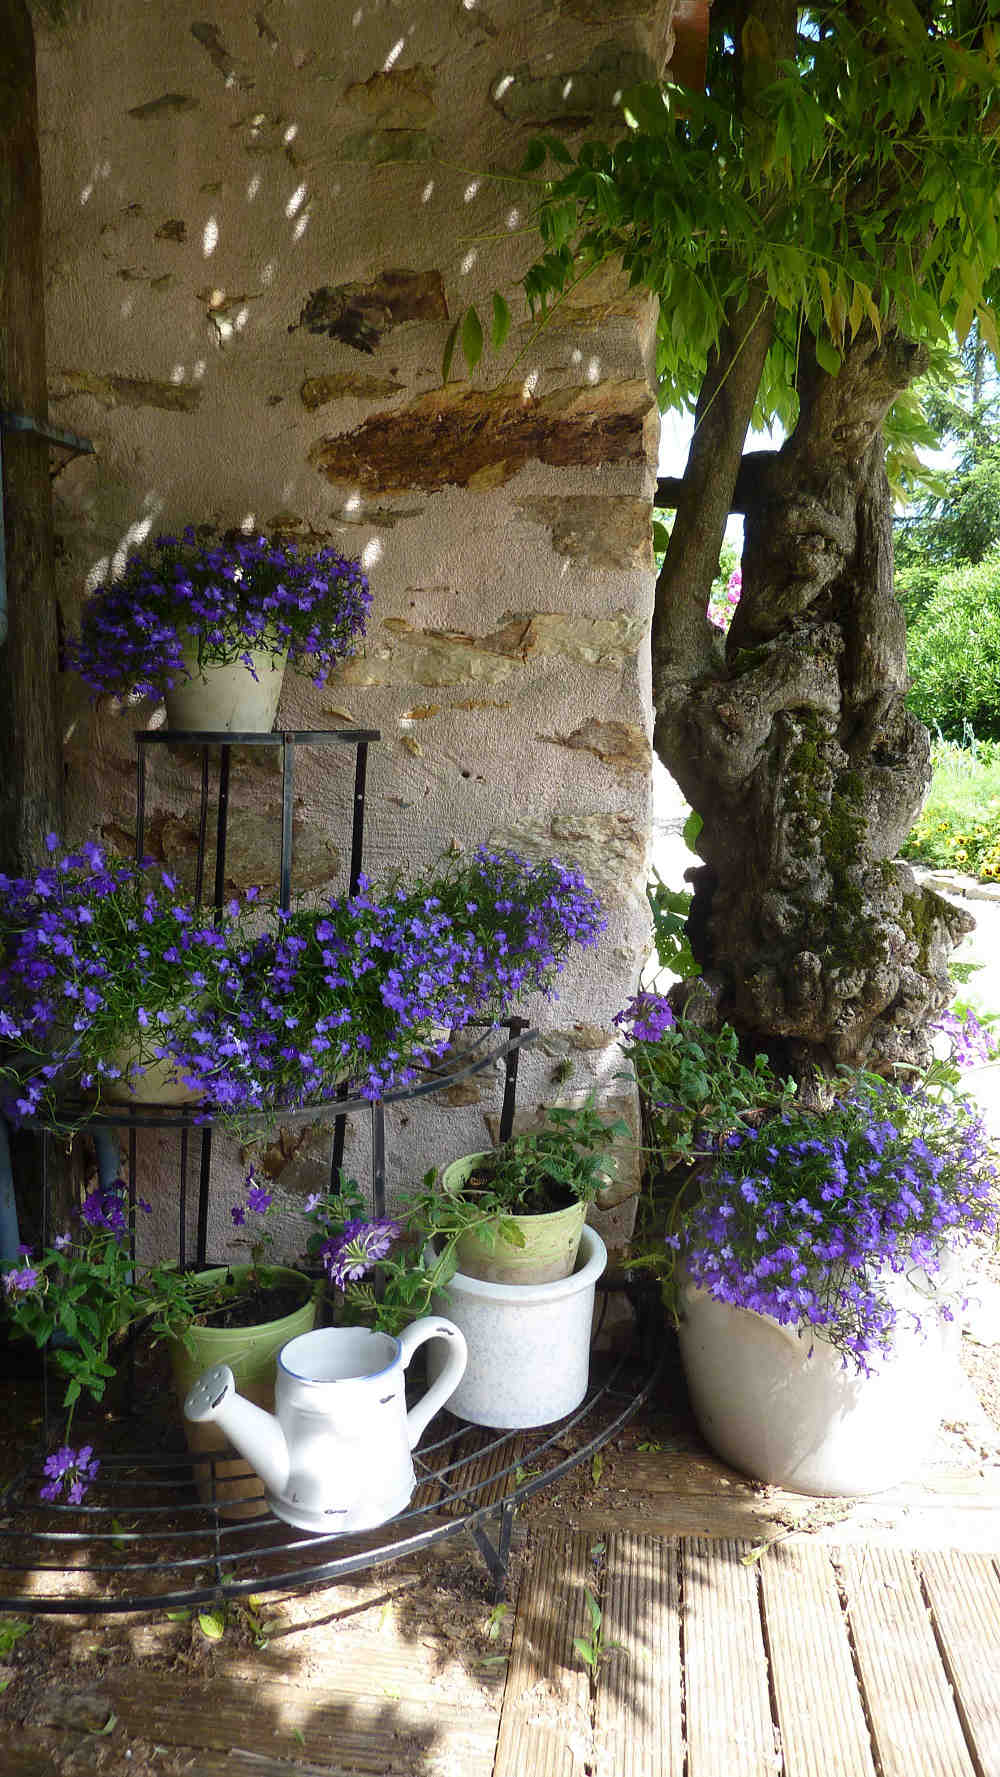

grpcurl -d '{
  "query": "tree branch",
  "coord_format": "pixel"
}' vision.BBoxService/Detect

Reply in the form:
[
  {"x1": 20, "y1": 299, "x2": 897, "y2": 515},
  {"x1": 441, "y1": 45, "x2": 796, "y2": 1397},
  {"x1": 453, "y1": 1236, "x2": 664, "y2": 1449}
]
[{"x1": 655, "y1": 450, "x2": 780, "y2": 514}]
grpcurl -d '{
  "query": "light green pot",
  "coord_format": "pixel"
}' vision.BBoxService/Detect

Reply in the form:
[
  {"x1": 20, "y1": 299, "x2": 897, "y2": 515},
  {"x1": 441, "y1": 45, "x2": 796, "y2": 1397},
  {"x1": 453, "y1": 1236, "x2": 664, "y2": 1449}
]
[
  {"x1": 442, "y1": 1152, "x2": 588, "y2": 1286},
  {"x1": 167, "y1": 1265, "x2": 321, "y2": 1517}
]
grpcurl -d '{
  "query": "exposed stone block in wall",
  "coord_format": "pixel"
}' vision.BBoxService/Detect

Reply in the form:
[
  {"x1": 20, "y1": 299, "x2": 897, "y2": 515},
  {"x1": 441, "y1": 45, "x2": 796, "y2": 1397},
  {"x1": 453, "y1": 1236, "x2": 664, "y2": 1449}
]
[
  {"x1": 329, "y1": 501, "x2": 425, "y2": 529},
  {"x1": 535, "y1": 1023, "x2": 616, "y2": 1055},
  {"x1": 515, "y1": 495, "x2": 653, "y2": 570},
  {"x1": 542, "y1": 718, "x2": 651, "y2": 774},
  {"x1": 102, "y1": 808, "x2": 339, "y2": 896},
  {"x1": 328, "y1": 608, "x2": 646, "y2": 688},
  {"x1": 300, "y1": 373, "x2": 406, "y2": 409},
  {"x1": 292, "y1": 270, "x2": 447, "y2": 354},
  {"x1": 190, "y1": 20, "x2": 251, "y2": 90},
  {"x1": 127, "y1": 93, "x2": 199, "y2": 120},
  {"x1": 344, "y1": 66, "x2": 437, "y2": 124},
  {"x1": 307, "y1": 380, "x2": 655, "y2": 492},
  {"x1": 491, "y1": 43, "x2": 653, "y2": 125},
  {"x1": 336, "y1": 129, "x2": 435, "y2": 163},
  {"x1": 51, "y1": 371, "x2": 201, "y2": 412},
  {"x1": 487, "y1": 811, "x2": 646, "y2": 900}
]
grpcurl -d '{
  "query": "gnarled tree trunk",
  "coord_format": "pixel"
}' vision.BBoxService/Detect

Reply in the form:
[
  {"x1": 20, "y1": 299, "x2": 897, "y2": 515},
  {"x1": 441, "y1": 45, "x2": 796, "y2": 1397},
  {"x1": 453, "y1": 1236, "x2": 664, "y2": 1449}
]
[{"x1": 654, "y1": 325, "x2": 971, "y2": 1076}]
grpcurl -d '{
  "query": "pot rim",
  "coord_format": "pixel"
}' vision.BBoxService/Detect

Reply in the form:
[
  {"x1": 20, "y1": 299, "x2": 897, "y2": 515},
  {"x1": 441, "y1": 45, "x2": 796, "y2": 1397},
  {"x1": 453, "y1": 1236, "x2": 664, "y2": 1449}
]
[
  {"x1": 433, "y1": 1224, "x2": 607, "y2": 1303},
  {"x1": 277, "y1": 1324, "x2": 401, "y2": 1384}
]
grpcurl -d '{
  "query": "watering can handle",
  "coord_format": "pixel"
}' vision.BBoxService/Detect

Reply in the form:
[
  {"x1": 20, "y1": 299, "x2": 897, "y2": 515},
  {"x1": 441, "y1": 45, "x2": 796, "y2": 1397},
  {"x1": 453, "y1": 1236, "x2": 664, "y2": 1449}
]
[{"x1": 398, "y1": 1317, "x2": 468, "y2": 1450}]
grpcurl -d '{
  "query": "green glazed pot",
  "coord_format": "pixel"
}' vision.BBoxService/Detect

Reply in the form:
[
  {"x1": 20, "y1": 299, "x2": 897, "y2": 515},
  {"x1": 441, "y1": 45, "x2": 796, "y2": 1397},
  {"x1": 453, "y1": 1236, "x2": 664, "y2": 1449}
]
[
  {"x1": 167, "y1": 1264, "x2": 321, "y2": 1518},
  {"x1": 442, "y1": 1152, "x2": 587, "y2": 1286}
]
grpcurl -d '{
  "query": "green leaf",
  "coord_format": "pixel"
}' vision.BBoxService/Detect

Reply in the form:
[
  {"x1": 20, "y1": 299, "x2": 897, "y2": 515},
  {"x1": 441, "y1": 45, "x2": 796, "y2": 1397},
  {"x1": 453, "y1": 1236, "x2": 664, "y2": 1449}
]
[
  {"x1": 491, "y1": 292, "x2": 511, "y2": 352},
  {"x1": 814, "y1": 336, "x2": 843, "y2": 376},
  {"x1": 520, "y1": 139, "x2": 547, "y2": 175},
  {"x1": 682, "y1": 810, "x2": 703, "y2": 850},
  {"x1": 441, "y1": 318, "x2": 460, "y2": 385},
  {"x1": 541, "y1": 133, "x2": 574, "y2": 166},
  {"x1": 461, "y1": 305, "x2": 484, "y2": 374},
  {"x1": 0, "y1": 1619, "x2": 31, "y2": 1658},
  {"x1": 652, "y1": 518, "x2": 671, "y2": 554},
  {"x1": 584, "y1": 1586, "x2": 602, "y2": 1633},
  {"x1": 573, "y1": 1635, "x2": 597, "y2": 1669},
  {"x1": 198, "y1": 1610, "x2": 226, "y2": 1642}
]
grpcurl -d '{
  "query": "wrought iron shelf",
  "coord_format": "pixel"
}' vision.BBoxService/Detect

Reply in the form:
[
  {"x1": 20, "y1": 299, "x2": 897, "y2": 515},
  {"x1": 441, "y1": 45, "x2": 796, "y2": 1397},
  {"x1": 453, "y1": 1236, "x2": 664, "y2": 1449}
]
[
  {"x1": 3, "y1": 722, "x2": 659, "y2": 1613},
  {"x1": 0, "y1": 1316, "x2": 664, "y2": 1615}
]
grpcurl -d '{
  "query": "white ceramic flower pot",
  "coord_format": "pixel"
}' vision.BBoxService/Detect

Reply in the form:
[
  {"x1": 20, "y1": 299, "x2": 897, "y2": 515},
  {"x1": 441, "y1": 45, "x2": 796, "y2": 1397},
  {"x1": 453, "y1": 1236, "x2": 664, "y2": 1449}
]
[
  {"x1": 164, "y1": 645, "x2": 287, "y2": 733},
  {"x1": 426, "y1": 1224, "x2": 607, "y2": 1429},
  {"x1": 677, "y1": 1257, "x2": 964, "y2": 1497}
]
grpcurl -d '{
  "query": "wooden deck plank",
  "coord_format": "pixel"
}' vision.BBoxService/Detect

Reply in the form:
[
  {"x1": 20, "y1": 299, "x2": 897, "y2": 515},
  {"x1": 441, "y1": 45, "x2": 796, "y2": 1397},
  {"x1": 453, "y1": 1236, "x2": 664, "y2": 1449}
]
[
  {"x1": 594, "y1": 1531, "x2": 683, "y2": 1777},
  {"x1": 612, "y1": 1450, "x2": 1000, "y2": 1503},
  {"x1": 437, "y1": 1425, "x2": 526, "y2": 1516},
  {"x1": 534, "y1": 1497, "x2": 1000, "y2": 1552},
  {"x1": 494, "y1": 1529, "x2": 593, "y2": 1777},
  {"x1": 681, "y1": 1538, "x2": 777, "y2": 1777},
  {"x1": 760, "y1": 1541, "x2": 876, "y2": 1777},
  {"x1": 838, "y1": 1547, "x2": 977, "y2": 1777},
  {"x1": 919, "y1": 1550, "x2": 1000, "y2": 1777},
  {"x1": 49, "y1": 1666, "x2": 500, "y2": 1777}
]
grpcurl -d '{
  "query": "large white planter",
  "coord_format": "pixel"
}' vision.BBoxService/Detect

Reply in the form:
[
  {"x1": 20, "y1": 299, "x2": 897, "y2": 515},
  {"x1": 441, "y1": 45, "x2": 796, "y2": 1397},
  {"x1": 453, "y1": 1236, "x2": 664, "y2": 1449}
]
[
  {"x1": 677, "y1": 1259, "x2": 963, "y2": 1497},
  {"x1": 426, "y1": 1225, "x2": 607, "y2": 1429},
  {"x1": 164, "y1": 646, "x2": 287, "y2": 733}
]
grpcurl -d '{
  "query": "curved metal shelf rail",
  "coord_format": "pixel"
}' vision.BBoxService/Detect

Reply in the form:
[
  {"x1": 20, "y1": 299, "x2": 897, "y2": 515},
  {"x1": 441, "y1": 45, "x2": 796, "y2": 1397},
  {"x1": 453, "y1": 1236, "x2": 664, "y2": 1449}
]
[{"x1": 0, "y1": 1326, "x2": 665, "y2": 1614}]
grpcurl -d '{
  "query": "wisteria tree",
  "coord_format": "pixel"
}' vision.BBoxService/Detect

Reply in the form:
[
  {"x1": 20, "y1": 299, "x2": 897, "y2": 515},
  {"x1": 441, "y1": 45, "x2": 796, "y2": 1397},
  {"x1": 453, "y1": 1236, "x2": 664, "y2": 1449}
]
[{"x1": 477, "y1": 0, "x2": 1000, "y2": 1076}]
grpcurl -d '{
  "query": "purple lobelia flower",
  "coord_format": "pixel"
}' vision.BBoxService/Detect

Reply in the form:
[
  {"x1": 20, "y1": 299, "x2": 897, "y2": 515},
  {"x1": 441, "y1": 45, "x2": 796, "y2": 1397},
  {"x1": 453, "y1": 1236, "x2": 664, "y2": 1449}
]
[
  {"x1": 676, "y1": 1075, "x2": 1000, "y2": 1373},
  {"x1": 3, "y1": 1264, "x2": 39, "y2": 1294},
  {"x1": 65, "y1": 528, "x2": 372, "y2": 700},
  {"x1": 614, "y1": 992, "x2": 676, "y2": 1044},
  {"x1": 320, "y1": 1218, "x2": 402, "y2": 1289},
  {"x1": 39, "y1": 1442, "x2": 100, "y2": 1505},
  {"x1": 80, "y1": 1185, "x2": 128, "y2": 1237}
]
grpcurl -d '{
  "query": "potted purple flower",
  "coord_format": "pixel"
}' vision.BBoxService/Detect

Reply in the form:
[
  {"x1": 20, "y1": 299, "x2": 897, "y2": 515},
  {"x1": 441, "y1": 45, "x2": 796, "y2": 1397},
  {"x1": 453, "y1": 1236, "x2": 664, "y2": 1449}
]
[
  {"x1": 616, "y1": 994, "x2": 1000, "y2": 1494},
  {"x1": 65, "y1": 526, "x2": 372, "y2": 732},
  {"x1": 0, "y1": 837, "x2": 255, "y2": 1125},
  {"x1": 0, "y1": 840, "x2": 605, "y2": 1139}
]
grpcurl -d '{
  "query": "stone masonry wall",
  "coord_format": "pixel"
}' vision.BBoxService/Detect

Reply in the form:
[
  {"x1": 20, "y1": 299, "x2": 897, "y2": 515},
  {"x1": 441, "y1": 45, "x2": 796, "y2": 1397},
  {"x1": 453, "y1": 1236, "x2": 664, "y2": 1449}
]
[{"x1": 31, "y1": 0, "x2": 672, "y2": 1262}]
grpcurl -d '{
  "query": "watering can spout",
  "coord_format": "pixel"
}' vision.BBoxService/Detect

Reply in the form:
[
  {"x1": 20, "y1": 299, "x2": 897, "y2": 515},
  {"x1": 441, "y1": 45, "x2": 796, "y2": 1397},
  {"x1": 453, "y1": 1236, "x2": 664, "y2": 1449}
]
[{"x1": 183, "y1": 1363, "x2": 291, "y2": 1500}]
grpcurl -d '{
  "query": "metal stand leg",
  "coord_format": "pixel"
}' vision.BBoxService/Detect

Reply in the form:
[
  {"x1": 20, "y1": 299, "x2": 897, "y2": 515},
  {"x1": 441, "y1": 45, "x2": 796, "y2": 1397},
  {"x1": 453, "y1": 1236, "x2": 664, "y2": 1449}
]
[{"x1": 469, "y1": 1502, "x2": 516, "y2": 1602}]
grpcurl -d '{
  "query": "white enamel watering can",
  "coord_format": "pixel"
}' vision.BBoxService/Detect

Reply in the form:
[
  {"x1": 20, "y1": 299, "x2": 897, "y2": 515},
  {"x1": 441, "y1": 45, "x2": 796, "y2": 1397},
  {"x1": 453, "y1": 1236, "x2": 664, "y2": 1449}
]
[{"x1": 183, "y1": 1318, "x2": 467, "y2": 1534}]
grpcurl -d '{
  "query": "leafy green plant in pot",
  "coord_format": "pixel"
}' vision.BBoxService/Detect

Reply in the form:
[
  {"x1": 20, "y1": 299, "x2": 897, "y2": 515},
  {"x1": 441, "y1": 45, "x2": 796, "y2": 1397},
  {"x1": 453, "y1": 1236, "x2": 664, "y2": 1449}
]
[
  {"x1": 438, "y1": 1098, "x2": 628, "y2": 1284},
  {"x1": 2, "y1": 1173, "x2": 321, "y2": 1518}
]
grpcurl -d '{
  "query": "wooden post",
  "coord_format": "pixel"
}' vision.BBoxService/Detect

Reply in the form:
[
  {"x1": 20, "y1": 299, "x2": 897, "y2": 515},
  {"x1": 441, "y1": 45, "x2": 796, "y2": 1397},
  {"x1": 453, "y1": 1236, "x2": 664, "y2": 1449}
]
[
  {"x1": 0, "y1": 0, "x2": 62, "y2": 877},
  {"x1": 0, "y1": 3, "x2": 71, "y2": 1237}
]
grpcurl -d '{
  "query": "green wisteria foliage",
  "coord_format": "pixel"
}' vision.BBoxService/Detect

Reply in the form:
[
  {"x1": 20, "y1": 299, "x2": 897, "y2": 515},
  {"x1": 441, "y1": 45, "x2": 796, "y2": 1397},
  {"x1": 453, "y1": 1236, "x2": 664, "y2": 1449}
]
[{"x1": 450, "y1": 2, "x2": 1000, "y2": 442}]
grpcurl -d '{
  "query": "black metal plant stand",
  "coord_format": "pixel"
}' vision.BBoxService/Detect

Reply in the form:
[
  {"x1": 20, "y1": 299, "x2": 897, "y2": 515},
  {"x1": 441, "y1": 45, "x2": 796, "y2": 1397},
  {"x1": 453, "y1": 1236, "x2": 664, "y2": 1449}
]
[{"x1": 0, "y1": 727, "x2": 664, "y2": 1613}]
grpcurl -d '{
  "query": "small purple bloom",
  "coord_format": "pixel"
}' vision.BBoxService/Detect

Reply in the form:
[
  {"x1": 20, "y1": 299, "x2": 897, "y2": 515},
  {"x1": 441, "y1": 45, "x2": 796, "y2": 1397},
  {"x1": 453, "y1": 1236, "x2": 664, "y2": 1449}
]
[
  {"x1": 39, "y1": 1442, "x2": 99, "y2": 1505},
  {"x1": 247, "y1": 1184, "x2": 273, "y2": 1215},
  {"x1": 3, "y1": 1264, "x2": 39, "y2": 1294},
  {"x1": 321, "y1": 1217, "x2": 402, "y2": 1289}
]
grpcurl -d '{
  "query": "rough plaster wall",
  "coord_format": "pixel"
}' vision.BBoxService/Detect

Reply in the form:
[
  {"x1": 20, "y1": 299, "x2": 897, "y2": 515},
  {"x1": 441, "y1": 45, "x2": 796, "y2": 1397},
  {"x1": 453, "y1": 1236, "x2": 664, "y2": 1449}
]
[{"x1": 33, "y1": 0, "x2": 670, "y2": 1264}]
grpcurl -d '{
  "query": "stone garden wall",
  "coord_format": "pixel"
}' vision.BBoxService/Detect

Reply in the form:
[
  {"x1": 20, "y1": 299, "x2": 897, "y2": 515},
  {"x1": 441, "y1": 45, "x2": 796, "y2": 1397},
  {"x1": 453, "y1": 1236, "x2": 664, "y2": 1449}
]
[{"x1": 30, "y1": 0, "x2": 675, "y2": 1258}]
